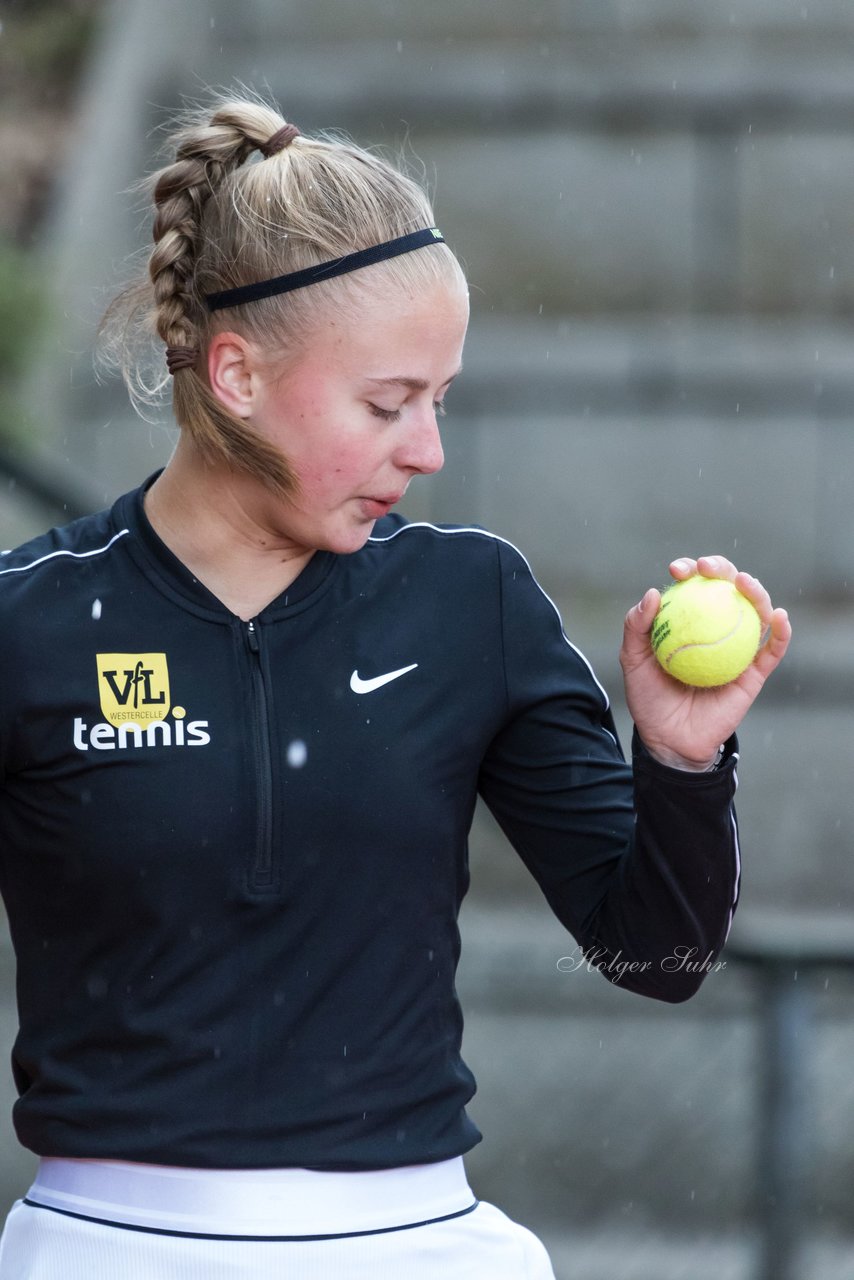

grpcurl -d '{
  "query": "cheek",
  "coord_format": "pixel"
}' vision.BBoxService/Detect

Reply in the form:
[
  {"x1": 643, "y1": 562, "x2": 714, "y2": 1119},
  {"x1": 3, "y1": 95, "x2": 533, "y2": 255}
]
[
  {"x1": 295, "y1": 444, "x2": 367, "y2": 499},
  {"x1": 261, "y1": 386, "x2": 378, "y2": 493}
]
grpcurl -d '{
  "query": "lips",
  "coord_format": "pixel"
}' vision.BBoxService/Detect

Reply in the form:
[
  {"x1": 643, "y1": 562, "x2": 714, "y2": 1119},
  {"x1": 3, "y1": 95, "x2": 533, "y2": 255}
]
[{"x1": 360, "y1": 494, "x2": 403, "y2": 519}]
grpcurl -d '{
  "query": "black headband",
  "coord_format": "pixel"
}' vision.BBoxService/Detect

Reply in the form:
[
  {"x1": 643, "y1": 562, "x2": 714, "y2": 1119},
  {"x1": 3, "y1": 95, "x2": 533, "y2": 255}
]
[{"x1": 205, "y1": 227, "x2": 446, "y2": 312}]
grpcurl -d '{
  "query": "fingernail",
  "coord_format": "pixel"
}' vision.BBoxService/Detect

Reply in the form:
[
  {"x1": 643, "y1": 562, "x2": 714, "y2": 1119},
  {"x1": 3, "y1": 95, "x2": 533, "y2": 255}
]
[{"x1": 672, "y1": 559, "x2": 691, "y2": 573}]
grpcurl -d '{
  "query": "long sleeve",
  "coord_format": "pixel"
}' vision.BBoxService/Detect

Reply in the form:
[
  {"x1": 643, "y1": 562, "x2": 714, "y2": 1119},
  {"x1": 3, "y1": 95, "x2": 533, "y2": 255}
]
[{"x1": 477, "y1": 538, "x2": 740, "y2": 1003}]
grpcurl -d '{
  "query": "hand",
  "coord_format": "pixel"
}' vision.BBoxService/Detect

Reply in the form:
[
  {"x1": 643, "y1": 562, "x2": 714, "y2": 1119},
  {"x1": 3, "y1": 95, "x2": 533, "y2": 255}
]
[{"x1": 620, "y1": 556, "x2": 792, "y2": 770}]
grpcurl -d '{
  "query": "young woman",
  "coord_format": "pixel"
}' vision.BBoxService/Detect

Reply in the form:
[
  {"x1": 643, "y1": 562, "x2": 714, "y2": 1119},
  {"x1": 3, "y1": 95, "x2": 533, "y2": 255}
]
[{"x1": 0, "y1": 92, "x2": 790, "y2": 1278}]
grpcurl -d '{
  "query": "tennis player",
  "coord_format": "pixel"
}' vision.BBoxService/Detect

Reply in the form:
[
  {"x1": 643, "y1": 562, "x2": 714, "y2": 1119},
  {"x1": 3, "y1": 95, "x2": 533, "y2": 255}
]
[{"x1": 0, "y1": 91, "x2": 790, "y2": 1278}]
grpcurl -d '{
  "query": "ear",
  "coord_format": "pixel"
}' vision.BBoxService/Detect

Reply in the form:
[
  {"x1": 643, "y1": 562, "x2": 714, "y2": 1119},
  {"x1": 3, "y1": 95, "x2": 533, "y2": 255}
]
[{"x1": 206, "y1": 332, "x2": 259, "y2": 418}]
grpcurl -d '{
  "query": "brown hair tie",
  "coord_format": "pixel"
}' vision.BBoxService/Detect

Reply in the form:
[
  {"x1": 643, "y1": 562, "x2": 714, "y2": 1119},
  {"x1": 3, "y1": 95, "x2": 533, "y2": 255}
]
[
  {"x1": 260, "y1": 123, "x2": 300, "y2": 157},
  {"x1": 165, "y1": 346, "x2": 199, "y2": 375}
]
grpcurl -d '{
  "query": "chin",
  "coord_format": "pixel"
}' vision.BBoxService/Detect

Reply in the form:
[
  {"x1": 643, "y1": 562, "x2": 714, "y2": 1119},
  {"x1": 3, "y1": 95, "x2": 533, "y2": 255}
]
[{"x1": 323, "y1": 523, "x2": 378, "y2": 556}]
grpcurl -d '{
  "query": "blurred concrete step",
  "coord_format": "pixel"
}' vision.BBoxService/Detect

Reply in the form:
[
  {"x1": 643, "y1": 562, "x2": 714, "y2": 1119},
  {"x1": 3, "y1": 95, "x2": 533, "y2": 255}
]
[
  {"x1": 426, "y1": 417, "x2": 854, "y2": 607},
  {"x1": 223, "y1": 37, "x2": 854, "y2": 128},
  {"x1": 456, "y1": 903, "x2": 854, "y2": 1235},
  {"x1": 538, "y1": 1225, "x2": 854, "y2": 1280},
  {"x1": 219, "y1": 0, "x2": 854, "y2": 44},
  {"x1": 454, "y1": 318, "x2": 854, "y2": 417},
  {"x1": 0, "y1": 476, "x2": 70, "y2": 552},
  {"x1": 220, "y1": 42, "x2": 854, "y2": 315},
  {"x1": 397, "y1": 317, "x2": 854, "y2": 604},
  {"x1": 32, "y1": 0, "x2": 854, "y2": 508}
]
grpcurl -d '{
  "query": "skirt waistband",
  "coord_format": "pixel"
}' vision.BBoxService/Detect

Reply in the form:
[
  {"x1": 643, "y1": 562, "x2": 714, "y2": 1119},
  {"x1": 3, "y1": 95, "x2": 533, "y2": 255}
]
[{"x1": 26, "y1": 1156, "x2": 476, "y2": 1238}]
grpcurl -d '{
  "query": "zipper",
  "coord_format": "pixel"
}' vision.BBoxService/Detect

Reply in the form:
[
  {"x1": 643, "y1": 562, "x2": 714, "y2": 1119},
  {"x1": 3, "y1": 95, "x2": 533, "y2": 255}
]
[{"x1": 245, "y1": 618, "x2": 275, "y2": 892}]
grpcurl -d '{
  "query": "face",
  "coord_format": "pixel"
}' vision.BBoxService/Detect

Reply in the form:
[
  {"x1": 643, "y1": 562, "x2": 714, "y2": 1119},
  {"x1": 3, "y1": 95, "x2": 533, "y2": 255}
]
[{"x1": 246, "y1": 278, "x2": 469, "y2": 556}]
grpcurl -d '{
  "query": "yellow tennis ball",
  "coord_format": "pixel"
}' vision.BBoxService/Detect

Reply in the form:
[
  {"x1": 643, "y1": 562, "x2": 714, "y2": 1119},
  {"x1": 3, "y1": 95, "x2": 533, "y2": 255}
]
[{"x1": 651, "y1": 576, "x2": 762, "y2": 687}]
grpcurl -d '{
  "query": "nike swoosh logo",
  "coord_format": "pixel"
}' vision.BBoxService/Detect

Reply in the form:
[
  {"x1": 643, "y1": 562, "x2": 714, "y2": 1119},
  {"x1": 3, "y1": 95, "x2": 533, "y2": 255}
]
[{"x1": 350, "y1": 664, "x2": 418, "y2": 694}]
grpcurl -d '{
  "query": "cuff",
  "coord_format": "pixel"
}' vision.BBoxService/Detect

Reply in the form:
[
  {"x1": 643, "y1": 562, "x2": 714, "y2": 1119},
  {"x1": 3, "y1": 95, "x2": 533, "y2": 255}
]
[{"x1": 633, "y1": 728, "x2": 738, "y2": 777}]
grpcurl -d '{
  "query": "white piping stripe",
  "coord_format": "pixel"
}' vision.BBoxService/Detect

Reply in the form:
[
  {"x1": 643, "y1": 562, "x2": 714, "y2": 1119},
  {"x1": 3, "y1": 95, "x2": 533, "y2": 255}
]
[
  {"x1": 0, "y1": 528, "x2": 129, "y2": 577},
  {"x1": 723, "y1": 756, "x2": 742, "y2": 942},
  {"x1": 368, "y1": 521, "x2": 613, "y2": 717}
]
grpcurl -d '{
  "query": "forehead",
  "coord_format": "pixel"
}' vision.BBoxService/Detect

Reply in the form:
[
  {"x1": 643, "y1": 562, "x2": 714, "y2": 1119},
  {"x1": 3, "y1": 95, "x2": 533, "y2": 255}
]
[{"x1": 324, "y1": 278, "x2": 469, "y2": 364}]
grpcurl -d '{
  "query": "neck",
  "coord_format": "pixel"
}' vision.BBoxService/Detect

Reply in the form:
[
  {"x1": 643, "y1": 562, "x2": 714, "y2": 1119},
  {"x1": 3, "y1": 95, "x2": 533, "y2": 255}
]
[{"x1": 143, "y1": 438, "x2": 313, "y2": 620}]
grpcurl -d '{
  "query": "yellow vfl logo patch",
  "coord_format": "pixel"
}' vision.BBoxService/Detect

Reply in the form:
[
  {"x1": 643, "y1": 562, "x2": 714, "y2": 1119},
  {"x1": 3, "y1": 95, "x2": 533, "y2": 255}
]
[{"x1": 96, "y1": 653, "x2": 171, "y2": 726}]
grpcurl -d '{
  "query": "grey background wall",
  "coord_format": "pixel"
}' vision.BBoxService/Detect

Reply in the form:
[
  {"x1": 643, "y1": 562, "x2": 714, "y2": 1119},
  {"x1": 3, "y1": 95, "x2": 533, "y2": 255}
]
[{"x1": 2, "y1": 2, "x2": 853, "y2": 1277}]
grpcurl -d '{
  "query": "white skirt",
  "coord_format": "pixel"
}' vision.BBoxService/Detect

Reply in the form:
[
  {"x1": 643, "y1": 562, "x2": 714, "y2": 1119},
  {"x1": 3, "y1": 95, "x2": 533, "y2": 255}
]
[{"x1": 0, "y1": 1158, "x2": 556, "y2": 1279}]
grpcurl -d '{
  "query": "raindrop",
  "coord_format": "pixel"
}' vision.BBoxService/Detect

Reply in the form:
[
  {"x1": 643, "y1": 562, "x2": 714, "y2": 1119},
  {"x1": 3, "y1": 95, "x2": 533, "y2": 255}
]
[
  {"x1": 92, "y1": 598, "x2": 102, "y2": 620},
  {"x1": 287, "y1": 739, "x2": 307, "y2": 768}
]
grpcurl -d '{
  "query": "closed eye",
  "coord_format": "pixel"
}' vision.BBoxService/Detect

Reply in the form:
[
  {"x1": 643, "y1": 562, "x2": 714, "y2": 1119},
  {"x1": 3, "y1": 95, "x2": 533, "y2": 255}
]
[
  {"x1": 368, "y1": 404, "x2": 402, "y2": 422},
  {"x1": 368, "y1": 401, "x2": 447, "y2": 422}
]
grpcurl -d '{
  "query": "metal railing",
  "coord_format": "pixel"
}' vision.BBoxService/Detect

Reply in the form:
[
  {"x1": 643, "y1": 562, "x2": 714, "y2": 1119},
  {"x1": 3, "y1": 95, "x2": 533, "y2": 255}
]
[{"x1": 727, "y1": 911, "x2": 854, "y2": 1280}]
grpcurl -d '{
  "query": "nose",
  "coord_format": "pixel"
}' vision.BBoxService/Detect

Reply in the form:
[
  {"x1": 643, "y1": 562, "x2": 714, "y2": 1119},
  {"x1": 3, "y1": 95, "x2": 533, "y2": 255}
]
[{"x1": 397, "y1": 406, "x2": 445, "y2": 476}]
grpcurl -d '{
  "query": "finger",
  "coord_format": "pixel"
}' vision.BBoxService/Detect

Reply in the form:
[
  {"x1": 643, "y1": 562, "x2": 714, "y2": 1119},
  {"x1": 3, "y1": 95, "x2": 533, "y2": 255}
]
[
  {"x1": 624, "y1": 586, "x2": 660, "y2": 637},
  {"x1": 695, "y1": 555, "x2": 738, "y2": 582},
  {"x1": 733, "y1": 569, "x2": 774, "y2": 628},
  {"x1": 620, "y1": 590, "x2": 661, "y2": 674},
  {"x1": 669, "y1": 555, "x2": 740, "y2": 582},
  {"x1": 668, "y1": 557, "x2": 697, "y2": 581},
  {"x1": 752, "y1": 607, "x2": 792, "y2": 679}
]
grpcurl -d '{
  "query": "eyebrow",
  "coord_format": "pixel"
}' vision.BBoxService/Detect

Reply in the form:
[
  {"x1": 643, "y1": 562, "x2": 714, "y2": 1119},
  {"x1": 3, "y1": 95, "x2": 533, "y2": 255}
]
[{"x1": 365, "y1": 368, "x2": 463, "y2": 392}]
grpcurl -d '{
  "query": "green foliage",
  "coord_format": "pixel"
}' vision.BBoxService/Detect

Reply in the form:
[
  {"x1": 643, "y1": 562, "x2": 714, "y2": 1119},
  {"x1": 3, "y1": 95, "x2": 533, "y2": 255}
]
[
  {"x1": 0, "y1": 2, "x2": 102, "y2": 101},
  {"x1": 0, "y1": 237, "x2": 45, "y2": 442},
  {"x1": 0, "y1": 240, "x2": 43, "y2": 376},
  {"x1": 0, "y1": 1, "x2": 104, "y2": 442}
]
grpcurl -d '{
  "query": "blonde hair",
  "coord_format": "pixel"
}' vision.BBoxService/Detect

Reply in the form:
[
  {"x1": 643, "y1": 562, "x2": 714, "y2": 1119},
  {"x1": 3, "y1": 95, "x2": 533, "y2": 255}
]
[{"x1": 99, "y1": 91, "x2": 466, "y2": 496}]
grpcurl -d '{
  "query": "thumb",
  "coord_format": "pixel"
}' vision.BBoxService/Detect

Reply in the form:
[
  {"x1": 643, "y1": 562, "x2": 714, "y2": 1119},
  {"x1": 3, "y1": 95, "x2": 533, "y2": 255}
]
[
  {"x1": 625, "y1": 587, "x2": 659, "y2": 637},
  {"x1": 621, "y1": 587, "x2": 660, "y2": 673}
]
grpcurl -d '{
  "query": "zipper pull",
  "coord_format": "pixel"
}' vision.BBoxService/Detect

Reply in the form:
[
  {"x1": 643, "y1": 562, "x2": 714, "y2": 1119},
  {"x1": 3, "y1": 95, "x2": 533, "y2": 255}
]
[{"x1": 246, "y1": 619, "x2": 260, "y2": 654}]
